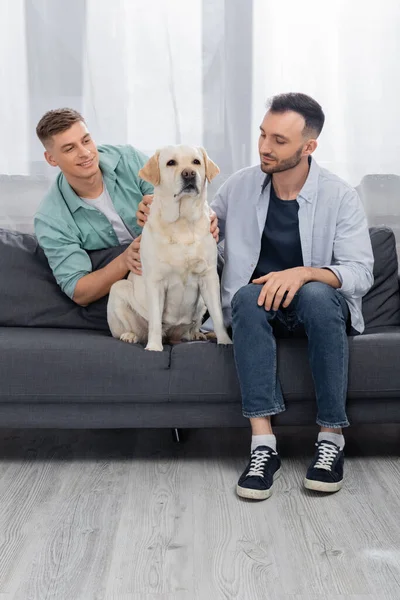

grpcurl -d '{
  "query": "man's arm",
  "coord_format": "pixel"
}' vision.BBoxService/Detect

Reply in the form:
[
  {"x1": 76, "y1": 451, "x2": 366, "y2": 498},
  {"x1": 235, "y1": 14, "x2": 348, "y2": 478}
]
[
  {"x1": 305, "y1": 267, "x2": 341, "y2": 288},
  {"x1": 72, "y1": 254, "x2": 129, "y2": 306},
  {"x1": 35, "y1": 213, "x2": 141, "y2": 306},
  {"x1": 253, "y1": 188, "x2": 374, "y2": 311},
  {"x1": 324, "y1": 188, "x2": 374, "y2": 298}
]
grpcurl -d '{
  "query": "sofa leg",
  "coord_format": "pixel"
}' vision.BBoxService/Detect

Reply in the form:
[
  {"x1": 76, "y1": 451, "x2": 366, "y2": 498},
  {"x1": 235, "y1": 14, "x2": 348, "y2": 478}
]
[{"x1": 172, "y1": 428, "x2": 183, "y2": 443}]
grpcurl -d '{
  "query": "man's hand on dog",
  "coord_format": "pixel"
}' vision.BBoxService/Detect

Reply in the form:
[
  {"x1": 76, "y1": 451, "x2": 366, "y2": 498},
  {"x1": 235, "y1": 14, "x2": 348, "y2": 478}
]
[
  {"x1": 136, "y1": 195, "x2": 153, "y2": 227},
  {"x1": 124, "y1": 236, "x2": 142, "y2": 275},
  {"x1": 136, "y1": 195, "x2": 219, "y2": 241},
  {"x1": 209, "y1": 209, "x2": 219, "y2": 242}
]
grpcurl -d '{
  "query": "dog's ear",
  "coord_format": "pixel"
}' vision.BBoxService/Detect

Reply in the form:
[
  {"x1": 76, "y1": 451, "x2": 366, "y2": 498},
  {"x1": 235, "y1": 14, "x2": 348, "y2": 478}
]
[
  {"x1": 138, "y1": 151, "x2": 161, "y2": 186},
  {"x1": 200, "y1": 148, "x2": 220, "y2": 182}
]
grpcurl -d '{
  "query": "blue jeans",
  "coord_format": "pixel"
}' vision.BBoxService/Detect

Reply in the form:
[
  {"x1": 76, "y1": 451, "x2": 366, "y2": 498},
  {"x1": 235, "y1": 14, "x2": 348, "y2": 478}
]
[{"x1": 231, "y1": 282, "x2": 351, "y2": 428}]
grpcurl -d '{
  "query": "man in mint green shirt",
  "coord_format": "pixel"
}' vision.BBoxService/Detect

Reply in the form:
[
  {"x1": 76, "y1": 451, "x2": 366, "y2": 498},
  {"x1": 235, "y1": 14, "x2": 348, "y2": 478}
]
[
  {"x1": 34, "y1": 108, "x2": 156, "y2": 306},
  {"x1": 35, "y1": 108, "x2": 219, "y2": 306}
]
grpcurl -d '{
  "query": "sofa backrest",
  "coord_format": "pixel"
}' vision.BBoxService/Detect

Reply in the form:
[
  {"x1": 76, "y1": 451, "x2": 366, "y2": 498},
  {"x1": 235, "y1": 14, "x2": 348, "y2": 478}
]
[
  {"x1": 362, "y1": 227, "x2": 400, "y2": 330},
  {"x1": 0, "y1": 228, "x2": 127, "y2": 330},
  {"x1": 0, "y1": 226, "x2": 399, "y2": 331}
]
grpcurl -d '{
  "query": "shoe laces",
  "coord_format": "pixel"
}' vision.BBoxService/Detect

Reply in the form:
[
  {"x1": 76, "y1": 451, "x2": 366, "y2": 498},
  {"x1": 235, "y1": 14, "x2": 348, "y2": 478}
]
[
  {"x1": 314, "y1": 441, "x2": 339, "y2": 471},
  {"x1": 248, "y1": 448, "x2": 276, "y2": 477}
]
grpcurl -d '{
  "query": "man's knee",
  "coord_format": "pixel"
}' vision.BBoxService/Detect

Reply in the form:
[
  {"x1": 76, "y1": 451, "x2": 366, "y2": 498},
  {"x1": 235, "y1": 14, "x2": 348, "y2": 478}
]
[
  {"x1": 231, "y1": 284, "x2": 262, "y2": 314},
  {"x1": 298, "y1": 282, "x2": 336, "y2": 304},
  {"x1": 297, "y1": 282, "x2": 344, "y2": 321}
]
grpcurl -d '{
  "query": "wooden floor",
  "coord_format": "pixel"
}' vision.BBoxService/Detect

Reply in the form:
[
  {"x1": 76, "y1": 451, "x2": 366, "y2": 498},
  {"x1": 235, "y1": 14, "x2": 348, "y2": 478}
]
[{"x1": 0, "y1": 425, "x2": 399, "y2": 600}]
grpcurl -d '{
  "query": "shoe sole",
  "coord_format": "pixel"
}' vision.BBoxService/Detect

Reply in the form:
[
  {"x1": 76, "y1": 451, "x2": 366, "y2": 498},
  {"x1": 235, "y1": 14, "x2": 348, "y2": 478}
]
[
  {"x1": 236, "y1": 468, "x2": 281, "y2": 500},
  {"x1": 303, "y1": 477, "x2": 343, "y2": 493}
]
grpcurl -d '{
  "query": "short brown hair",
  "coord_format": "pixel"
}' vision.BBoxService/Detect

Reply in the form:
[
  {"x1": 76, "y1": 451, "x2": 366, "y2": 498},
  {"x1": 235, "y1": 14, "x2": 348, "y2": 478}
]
[{"x1": 36, "y1": 108, "x2": 85, "y2": 145}]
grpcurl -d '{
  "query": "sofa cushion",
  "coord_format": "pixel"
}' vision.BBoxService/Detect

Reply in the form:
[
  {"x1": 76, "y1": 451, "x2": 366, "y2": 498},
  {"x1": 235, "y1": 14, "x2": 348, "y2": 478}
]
[
  {"x1": 0, "y1": 328, "x2": 170, "y2": 403},
  {"x1": 276, "y1": 327, "x2": 400, "y2": 400},
  {"x1": 168, "y1": 328, "x2": 400, "y2": 403},
  {"x1": 362, "y1": 227, "x2": 400, "y2": 330},
  {"x1": 169, "y1": 341, "x2": 240, "y2": 402},
  {"x1": 1, "y1": 325, "x2": 400, "y2": 406},
  {"x1": 0, "y1": 228, "x2": 127, "y2": 330},
  {"x1": 1, "y1": 225, "x2": 399, "y2": 332}
]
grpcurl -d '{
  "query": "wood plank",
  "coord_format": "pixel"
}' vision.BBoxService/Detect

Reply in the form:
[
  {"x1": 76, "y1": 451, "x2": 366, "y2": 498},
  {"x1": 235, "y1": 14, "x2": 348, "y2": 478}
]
[{"x1": 0, "y1": 427, "x2": 396, "y2": 599}]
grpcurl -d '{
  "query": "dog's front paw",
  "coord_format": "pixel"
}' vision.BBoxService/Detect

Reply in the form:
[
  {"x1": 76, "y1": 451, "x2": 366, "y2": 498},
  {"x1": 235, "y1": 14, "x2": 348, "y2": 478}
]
[
  {"x1": 204, "y1": 331, "x2": 217, "y2": 340},
  {"x1": 120, "y1": 332, "x2": 139, "y2": 344},
  {"x1": 217, "y1": 333, "x2": 233, "y2": 345},
  {"x1": 190, "y1": 331, "x2": 208, "y2": 341},
  {"x1": 145, "y1": 342, "x2": 164, "y2": 352}
]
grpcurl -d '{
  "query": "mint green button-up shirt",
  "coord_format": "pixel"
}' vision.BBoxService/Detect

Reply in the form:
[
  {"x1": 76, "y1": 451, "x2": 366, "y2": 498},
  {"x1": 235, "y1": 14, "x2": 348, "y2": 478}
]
[{"x1": 34, "y1": 144, "x2": 153, "y2": 299}]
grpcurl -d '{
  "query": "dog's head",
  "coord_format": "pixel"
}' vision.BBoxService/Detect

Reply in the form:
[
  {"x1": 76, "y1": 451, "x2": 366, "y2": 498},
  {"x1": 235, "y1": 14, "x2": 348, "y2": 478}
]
[{"x1": 139, "y1": 145, "x2": 219, "y2": 198}]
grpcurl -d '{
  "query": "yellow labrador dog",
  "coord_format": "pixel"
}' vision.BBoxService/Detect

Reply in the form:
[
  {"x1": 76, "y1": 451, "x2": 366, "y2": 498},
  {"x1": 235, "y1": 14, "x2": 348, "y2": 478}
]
[{"x1": 107, "y1": 145, "x2": 232, "y2": 351}]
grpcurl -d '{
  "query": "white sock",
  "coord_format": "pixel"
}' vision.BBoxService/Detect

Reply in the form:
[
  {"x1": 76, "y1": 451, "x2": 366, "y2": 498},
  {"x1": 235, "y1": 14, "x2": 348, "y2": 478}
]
[
  {"x1": 318, "y1": 432, "x2": 345, "y2": 450},
  {"x1": 251, "y1": 434, "x2": 277, "y2": 453}
]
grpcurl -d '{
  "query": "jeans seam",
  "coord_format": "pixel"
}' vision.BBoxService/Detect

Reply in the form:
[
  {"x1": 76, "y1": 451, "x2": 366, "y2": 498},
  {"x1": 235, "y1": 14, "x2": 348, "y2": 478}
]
[
  {"x1": 243, "y1": 406, "x2": 286, "y2": 419},
  {"x1": 317, "y1": 419, "x2": 350, "y2": 428}
]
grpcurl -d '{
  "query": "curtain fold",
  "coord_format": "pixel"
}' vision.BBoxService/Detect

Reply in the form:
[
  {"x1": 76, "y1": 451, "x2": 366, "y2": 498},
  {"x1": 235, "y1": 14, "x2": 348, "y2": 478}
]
[{"x1": 0, "y1": 0, "x2": 399, "y2": 253}]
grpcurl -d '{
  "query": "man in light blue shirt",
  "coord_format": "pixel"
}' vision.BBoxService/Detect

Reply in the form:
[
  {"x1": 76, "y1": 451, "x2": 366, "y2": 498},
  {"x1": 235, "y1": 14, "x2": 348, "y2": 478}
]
[
  {"x1": 212, "y1": 93, "x2": 374, "y2": 500},
  {"x1": 136, "y1": 93, "x2": 374, "y2": 499}
]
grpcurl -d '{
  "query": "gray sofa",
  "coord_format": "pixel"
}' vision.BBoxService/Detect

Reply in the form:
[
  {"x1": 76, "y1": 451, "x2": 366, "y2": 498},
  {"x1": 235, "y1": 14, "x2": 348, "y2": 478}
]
[{"x1": 0, "y1": 227, "x2": 399, "y2": 430}]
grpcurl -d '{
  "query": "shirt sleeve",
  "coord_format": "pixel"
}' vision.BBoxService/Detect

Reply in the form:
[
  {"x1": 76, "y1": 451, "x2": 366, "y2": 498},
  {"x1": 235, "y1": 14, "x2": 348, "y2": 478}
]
[
  {"x1": 34, "y1": 213, "x2": 92, "y2": 300},
  {"x1": 324, "y1": 188, "x2": 374, "y2": 298},
  {"x1": 127, "y1": 146, "x2": 154, "y2": 196}
]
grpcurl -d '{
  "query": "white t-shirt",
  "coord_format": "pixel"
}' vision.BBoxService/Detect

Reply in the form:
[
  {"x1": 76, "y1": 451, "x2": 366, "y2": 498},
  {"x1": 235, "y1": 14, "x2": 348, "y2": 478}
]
[{"x1": 81, "y1": 184, "x2": 134, "y2": 245}]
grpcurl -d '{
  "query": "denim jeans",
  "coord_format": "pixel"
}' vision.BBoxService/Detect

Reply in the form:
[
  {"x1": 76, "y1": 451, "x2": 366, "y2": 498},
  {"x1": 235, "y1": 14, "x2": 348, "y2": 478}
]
[{"x1": 231, "y1": 282, "x2": 351, "y2": 428}]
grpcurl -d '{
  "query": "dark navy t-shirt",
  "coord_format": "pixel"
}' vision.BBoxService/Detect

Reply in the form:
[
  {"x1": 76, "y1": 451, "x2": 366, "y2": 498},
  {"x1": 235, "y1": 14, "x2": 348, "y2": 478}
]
[{"x1": 253, "y1": 183, "x2": 304, "y2": 279}]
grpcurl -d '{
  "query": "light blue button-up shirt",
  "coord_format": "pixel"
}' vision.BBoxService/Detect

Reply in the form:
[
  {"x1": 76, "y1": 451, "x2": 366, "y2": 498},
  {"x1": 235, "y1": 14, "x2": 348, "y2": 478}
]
[{"x1": 209, "y1": 157, "x2": 374, "y2": 333}]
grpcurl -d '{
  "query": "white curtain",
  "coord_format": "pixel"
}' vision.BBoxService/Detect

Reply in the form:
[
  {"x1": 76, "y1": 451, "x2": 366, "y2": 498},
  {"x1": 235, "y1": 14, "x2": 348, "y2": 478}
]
[
  {"x1": 1, "y1": 0, "x2": 400, "y2": 254},
  {"x1": 252, "y1": 0, "x2": 400, "y2": 184},
  {"x1": 0, "y1": 1, "x2": 31, "y2": 231},
  {"x1": 252, "y1": 0, "x2": 400, "y2": 255},
  {"x1": 0, "y1": 0, "x2": 29, "y2": 176},
  {"x1": 84, "y1": 0, "x2": 203, "y2": 152}
]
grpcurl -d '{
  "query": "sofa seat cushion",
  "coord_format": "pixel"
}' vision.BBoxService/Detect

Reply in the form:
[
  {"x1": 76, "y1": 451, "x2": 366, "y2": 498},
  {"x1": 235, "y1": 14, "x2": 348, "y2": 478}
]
[
  {"x1": 169, "y1": 329, "x2": 400, "y2": 402},
  {"x1": 0, "y1": 328, "x2": 170, "y2": 403},
  {"x1": 169, "y1": 342, "x2": 240, "y2": 403},
  {"x1": 277, "y1": 327, "x2": 400, "y2": 400},
  {"x1": 1, "y1": 326, "x2": 400, "y2": 405}
]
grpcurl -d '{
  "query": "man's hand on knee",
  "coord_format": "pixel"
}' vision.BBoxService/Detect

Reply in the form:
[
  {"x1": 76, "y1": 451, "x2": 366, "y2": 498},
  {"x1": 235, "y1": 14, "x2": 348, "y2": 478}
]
[{"x1": 253, "y1": 267, "x2": 310, "y2": 311}]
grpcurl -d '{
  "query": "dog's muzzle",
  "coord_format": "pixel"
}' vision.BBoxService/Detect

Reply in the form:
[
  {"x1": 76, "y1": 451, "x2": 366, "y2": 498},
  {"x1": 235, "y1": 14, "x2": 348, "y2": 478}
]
[{"x1": 178, "y1": 169, "x2": 199, "y2": 195}]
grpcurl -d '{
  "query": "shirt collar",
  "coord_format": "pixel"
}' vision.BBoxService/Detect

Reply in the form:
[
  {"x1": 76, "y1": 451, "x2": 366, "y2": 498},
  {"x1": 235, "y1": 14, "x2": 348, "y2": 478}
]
[
  {"x1": 59, "y1": 148, "x2": 121, "y2": 213},
  {"x1": 261, "y1": 156, "x2": 319, "y2": 203}
]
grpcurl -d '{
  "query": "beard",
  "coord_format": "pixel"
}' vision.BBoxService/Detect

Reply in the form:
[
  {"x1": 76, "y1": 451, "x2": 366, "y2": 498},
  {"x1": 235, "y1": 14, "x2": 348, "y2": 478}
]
[{"x1": 260, "y1": 145, "x2": 303, "y2": 174}]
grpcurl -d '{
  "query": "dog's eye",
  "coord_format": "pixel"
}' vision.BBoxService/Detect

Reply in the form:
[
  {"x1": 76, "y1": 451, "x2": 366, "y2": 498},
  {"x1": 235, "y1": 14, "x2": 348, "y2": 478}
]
[
  {"x1": 193, "y1": 159, "x2": 201, "y2": 165},
  {"x1": 166, "y1": 160, "x2": 176, "y2": 166}
]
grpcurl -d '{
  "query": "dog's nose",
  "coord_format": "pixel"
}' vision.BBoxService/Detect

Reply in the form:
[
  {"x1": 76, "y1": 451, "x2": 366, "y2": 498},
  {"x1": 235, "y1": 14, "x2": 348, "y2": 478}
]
[{"x1": 182, "y1": 169, "x2": 196, "y2": 180}]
